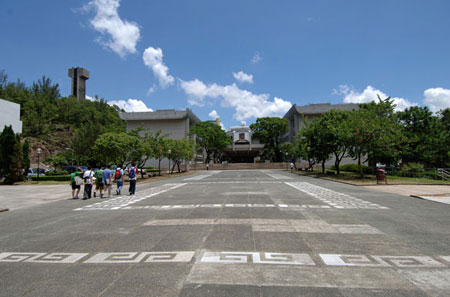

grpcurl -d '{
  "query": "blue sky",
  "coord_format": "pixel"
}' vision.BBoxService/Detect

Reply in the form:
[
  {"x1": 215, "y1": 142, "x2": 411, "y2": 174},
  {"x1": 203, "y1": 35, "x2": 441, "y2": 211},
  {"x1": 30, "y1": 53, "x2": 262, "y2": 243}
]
[{"x1": 2, "y1": 0, "x2": 450, "y2": 129}]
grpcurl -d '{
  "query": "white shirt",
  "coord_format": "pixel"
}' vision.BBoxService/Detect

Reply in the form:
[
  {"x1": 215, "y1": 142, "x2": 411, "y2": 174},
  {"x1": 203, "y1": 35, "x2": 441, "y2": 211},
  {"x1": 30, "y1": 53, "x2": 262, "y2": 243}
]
[{"x1": 83, "y1": 170, "x2": 94, "y2": 184}]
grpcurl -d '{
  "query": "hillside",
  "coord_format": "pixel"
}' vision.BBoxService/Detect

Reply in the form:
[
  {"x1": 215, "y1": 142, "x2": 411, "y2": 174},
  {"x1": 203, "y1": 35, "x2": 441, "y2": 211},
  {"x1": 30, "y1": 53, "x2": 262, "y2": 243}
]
[{"x1": 0, "y1": 71, "x2": 125, "y2": 167}]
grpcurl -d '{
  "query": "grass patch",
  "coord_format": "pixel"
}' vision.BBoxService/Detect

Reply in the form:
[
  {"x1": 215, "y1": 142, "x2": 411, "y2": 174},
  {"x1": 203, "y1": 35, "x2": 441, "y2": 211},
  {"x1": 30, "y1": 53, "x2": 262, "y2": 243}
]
[{"x1": 294, "y1": 170, "x2": 450, "y2": 185}]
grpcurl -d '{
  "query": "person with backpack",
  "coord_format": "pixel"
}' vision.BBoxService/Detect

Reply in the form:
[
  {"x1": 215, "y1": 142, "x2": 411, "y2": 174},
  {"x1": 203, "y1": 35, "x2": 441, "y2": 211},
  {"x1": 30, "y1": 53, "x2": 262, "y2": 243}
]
[
  {"x1": 83, "y1": 167, "x2": 94, "y2": 200},
  {"x1": 70, "y1": 167, "x2": 83, "y2": 199},
  {"x1": 94, "y1": 166, "x2": 104, "y2": 198},
  {"x1": 102, "y1": 165, "x2": 113, "y2": 198},
  {"x1": 128, "y1": 163, "x2": 138, "y2": 195},
  {"x1": 114, "y1": 165, "x2": 124, "y2": 195}
]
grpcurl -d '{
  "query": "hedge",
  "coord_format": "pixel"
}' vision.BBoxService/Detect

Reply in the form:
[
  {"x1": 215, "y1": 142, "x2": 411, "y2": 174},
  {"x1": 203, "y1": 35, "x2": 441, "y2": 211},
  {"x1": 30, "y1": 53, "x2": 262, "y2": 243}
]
[
  {"x1": 31, "y1": 175, "x2": 71, "y2": 181},
  {"x1": 142, "y1": 167, "x2": 161, "y2": 173},
  {"x1": 329, "y1": 164, "x2": 372, "y2": 174},
  {"x1": 46, "y1": 170, "x2": 69, "y2": 176}
]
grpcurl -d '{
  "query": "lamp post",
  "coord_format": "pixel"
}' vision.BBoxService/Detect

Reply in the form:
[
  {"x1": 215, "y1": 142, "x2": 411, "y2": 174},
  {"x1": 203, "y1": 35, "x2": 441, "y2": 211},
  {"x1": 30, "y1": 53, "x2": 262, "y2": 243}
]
[
  {"x1": 285, "y1": 152, "x2": 289, "y2": 171},
  {"x1": 37, "y1": 148, "x2": 42, "y2": 183},
  {"x1": 168, "y1": 149, "x2": 172, "y2": 176}
]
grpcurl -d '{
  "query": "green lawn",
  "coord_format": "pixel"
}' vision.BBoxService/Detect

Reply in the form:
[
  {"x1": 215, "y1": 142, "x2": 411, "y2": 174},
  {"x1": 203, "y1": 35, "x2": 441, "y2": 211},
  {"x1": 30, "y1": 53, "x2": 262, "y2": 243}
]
[{"x1": 294, "y1": 170, "x2": 450, "y2": 185}]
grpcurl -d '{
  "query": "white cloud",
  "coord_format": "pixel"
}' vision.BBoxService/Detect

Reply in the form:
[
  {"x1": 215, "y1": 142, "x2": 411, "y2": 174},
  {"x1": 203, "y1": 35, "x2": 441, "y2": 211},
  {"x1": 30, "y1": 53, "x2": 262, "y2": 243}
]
[
  {"x1": 85, "y1": 95, "x2": 96, "y2": 101},
  {"x1": 423, "y1": 87, "x2": 450, "y2": 113},
  {"x1": 209, "y1": 110, "x2": 219, "y2": 119},
  {"x1": 208, "y1": 110, "x2": 225, "y2": 130},
  {"x1": 251, "y1": 52, "x2": 262, "y2": 64},
  {"x1": 335, "y1": 85, "x2": 417, "y2": 111},
  {"x1": 143, "y1": 47, "x2": 175, "y2": 88},
  {"x1": 84, "y1": 0, "x2": 140, "y2": 57},
  {"x1": 108, "y1": 98, "x2": 153, "y2": 112},
  {"x1": 233, "y1": 71, "x2": 254, "y2": 84},
  {"x1": 180, "y1": 79, "x2": 291, "y2": 121},
  {"x1": 147, "y1": 84, "x2": 157, "y2": 95}
]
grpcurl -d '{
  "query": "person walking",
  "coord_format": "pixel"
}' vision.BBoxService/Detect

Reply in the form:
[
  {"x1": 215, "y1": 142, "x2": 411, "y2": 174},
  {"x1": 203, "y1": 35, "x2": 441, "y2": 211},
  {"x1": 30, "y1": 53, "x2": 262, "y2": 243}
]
[
  {"x1": 128, "y1": 163, "x2": 137, "y2": 195},
  {"x1": 94, "y1": 166, "x2": 104, "y2": 198},
  {"x1": 114, "y1": 165, "x2": 124, "y2": 195},
  {"x1": 83, "y1": 167, "x2": 94, "y2": 200},
  {"x1": 103, "y1": 165, "x2": 112, "y2": 198},
  {"x1": 70, "y1": 167, "x2": 83, "y2": 199},
  {"x1": 290, "y1": 162, "x2": 294, "y2": 173}
]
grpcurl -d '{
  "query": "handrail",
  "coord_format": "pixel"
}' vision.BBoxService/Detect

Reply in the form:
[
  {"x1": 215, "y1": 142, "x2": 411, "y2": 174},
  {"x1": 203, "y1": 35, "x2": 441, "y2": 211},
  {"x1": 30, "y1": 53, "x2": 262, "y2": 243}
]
[{"x1": 437, "y1": 168, "x2": 450, "y2": 180}]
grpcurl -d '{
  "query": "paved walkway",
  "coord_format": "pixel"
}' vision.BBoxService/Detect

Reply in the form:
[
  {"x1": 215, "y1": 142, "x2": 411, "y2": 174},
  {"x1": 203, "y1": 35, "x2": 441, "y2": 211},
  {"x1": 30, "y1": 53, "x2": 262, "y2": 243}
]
[
  {"x1": 1, "y1": 171, "x2": 450, "y2": 296},
  {"x1": 363, "y1": 184, "x2": 450, "y2": 204},
  {"x1": 0, "y1": 184, "x2": 71, "y2": 211}
]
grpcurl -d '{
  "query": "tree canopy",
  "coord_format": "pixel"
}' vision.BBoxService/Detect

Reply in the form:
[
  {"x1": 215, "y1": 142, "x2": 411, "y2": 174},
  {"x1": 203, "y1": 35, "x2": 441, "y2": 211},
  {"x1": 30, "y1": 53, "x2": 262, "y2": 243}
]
[
  {"x1": 250, "y1": 117, "x2": 288, "y2": 162},
  {"x1": 189, "y1": 121, "x2": 231, "y2": 163}
]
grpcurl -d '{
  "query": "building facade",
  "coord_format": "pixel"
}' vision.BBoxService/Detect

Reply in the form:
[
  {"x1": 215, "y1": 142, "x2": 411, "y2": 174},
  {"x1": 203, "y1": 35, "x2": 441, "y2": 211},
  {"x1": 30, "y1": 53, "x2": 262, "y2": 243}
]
[
  {"x1": 283, "y1": 103, "x2": 359, "y2": 143},
  {"x1": 222, "y1": 125, "x2": 264, "y2": 163},
  {"x1": 119, "y1": 109, "x2": 200, "y2": 169},
  {"x1": 0, "y1": 98, "x2": 22, "y2": 134}
]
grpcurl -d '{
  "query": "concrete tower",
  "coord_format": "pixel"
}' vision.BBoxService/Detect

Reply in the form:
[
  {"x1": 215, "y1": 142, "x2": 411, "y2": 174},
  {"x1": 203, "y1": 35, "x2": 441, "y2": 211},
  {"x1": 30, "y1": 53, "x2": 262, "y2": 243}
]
[{"x1": 68, "y1": 67, "x2": 89, "y2": 100}]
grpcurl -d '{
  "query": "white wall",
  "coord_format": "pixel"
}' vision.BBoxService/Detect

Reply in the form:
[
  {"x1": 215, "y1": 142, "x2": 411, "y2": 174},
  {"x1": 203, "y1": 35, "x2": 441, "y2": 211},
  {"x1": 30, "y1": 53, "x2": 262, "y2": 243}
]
[{"x1": 0, "y1": 99, "x2": 22, "y2": 134}]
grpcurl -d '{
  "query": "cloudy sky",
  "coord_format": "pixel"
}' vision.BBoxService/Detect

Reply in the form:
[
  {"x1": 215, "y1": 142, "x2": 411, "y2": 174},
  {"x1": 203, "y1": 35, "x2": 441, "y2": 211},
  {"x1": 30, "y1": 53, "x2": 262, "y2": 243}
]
[{"x1": 2, "y1": 0, "x2": 450, "y2": 129}]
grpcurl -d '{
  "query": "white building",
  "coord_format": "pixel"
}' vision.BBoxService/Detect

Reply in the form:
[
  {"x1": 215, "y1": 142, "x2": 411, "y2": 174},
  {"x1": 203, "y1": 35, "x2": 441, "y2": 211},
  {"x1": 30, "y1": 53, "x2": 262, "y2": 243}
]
[{"x1": 0, "y1": 98, "x2": 22, "y2": 134}]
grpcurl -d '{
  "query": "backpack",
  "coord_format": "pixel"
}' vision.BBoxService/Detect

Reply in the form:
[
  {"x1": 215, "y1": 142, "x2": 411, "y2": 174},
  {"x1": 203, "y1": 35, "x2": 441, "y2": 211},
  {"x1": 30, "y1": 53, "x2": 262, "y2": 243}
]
[
  {"x1": 115, "y1": 169, "x2": 122, "y2": 179},
  {"x1": 74, "y1": 175, "x2": 83, "y2": 186},
  {"x1": 129, "y1": 168, "x2": 136, "y2": 179},
  {"x1": 95, "y1": 170, "x2": 103, "y2": 179}
]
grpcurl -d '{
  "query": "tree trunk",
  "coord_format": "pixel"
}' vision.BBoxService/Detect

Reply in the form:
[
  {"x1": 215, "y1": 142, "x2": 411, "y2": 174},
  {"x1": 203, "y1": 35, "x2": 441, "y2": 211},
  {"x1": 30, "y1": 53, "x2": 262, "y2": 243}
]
[
  {"x1": 358, "y1": 153, "x2": 363, "y2": 178},
  {"x1": 158, "y1": 158, "x2": 161, "y2": 176},
  {"x1": 334, "y1": 153, "x2": 340, "y2": 175},
  {"x1": 321, "y1": 161, "x2": 325, "y2": 174}
]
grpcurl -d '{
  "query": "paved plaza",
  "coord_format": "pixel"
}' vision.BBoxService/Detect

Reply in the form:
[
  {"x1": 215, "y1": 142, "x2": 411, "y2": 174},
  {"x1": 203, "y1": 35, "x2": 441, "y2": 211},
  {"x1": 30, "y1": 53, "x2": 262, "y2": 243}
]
[{"x1": 1, "y1": 170, "x2": 450, "y2": 296}]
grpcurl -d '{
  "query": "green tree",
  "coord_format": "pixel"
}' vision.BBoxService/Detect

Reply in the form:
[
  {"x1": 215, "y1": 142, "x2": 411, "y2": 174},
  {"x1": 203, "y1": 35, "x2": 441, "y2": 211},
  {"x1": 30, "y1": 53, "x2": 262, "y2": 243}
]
[
  {"x1": 22, "y1": 139, "x2": 30, "y2": 175},
  {"x1": 316, "y1": 110, "x2": 353, "y2": 174},
  {"x1": 93, "y1": 132, "x2": 139, "y2": 166},
  {"x1": 250, "y1": 117, "x2": 289, "y2": 162},
  {"x1": 280, "y1": 142, "x2": 301, "y2": 169},
  {"x1": 397, "y1": 106, "x2": 435, "y2": 165},
  {"x1": 189, "y1": 122, "x2": 231, "y2": 163},
  {"x1": 300, "y1": 118, "x2": 333, "y2": 173},
  {"x1": 166, "y1": 138, "x2": 195, "y2": 173},
  {"x1": 0, "y1": 126, "x2": 23, "y2": 184}
]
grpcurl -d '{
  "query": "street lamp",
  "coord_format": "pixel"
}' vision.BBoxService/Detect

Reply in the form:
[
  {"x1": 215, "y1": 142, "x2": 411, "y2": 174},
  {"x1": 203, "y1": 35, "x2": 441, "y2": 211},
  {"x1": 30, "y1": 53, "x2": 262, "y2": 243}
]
[
  {"x1": 37, "y1": 148, "x2": 42, "y2": 183},
  {"x1": 285, "y1": 152, "x2": 289, "y2": 171},
  {"x1": 168, "y1": 149, "x2": 172, "y2": 176}
]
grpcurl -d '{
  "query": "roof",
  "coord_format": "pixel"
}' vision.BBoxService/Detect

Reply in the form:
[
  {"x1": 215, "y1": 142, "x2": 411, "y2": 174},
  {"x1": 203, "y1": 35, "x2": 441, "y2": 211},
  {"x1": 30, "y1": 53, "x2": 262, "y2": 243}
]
[
  {"x1": 284, "y1": 103, "x2": 359, "y2": 119},
  {"x1": 119, "y1": 108, "x2": 200, "y2": 123},
  {"x1": 295, "y1": 103, "x2": 359, "y2": 114}
]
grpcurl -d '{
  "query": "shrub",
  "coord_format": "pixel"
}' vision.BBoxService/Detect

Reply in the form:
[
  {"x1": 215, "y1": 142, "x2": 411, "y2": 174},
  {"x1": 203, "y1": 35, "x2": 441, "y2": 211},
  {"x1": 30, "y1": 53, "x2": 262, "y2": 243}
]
[
  {"x1": 31, "y1": 175, "x2": 71, "y2": 181},
  {"x1": 45, "y1": 170, "x2": 69, "y2": 176},
  {"x1": 399, "y1": 163, "x2": 424, "y2": 178},
  {"x1": 330, "y1": 164, "x2": 372, "y2": 174}
]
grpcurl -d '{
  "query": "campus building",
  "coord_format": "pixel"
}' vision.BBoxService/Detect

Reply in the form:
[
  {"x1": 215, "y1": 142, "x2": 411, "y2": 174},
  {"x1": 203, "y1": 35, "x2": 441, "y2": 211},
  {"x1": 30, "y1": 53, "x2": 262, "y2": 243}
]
[
  {"x1": 0, "y1": 98, "x2": 22, "y2": 134},
  {"x1": 222, "y1": 125, "x2": 265, "y2": 163},
  {"x1": 283, "y1": 103, "x2": 359, "y2": 142},
  {"x1": 119, "y1": 108, "x2": 201, "y2": 169}
]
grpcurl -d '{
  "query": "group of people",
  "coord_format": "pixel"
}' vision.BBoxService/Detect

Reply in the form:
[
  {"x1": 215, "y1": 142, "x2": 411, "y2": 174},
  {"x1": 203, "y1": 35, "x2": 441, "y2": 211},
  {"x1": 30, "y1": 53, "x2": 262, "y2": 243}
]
[{"x1": 70, "y1": 163, "x2": 138, "y2": 200}]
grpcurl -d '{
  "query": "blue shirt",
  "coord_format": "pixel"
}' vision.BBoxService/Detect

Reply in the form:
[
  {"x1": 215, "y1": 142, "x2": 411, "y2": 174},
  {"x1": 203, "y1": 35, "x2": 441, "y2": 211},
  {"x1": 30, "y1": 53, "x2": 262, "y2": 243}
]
[{"x1": 102, "y1": 169, "x2": 112, "y2": 184}]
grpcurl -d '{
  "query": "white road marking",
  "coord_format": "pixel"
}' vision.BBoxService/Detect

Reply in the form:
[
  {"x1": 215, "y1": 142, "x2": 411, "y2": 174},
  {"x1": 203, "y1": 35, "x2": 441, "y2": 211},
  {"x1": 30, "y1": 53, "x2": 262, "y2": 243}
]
[
  {"x1": 184, "y1": 175, "x2": 210, "y2": 180},
  {"x1": 285, "y1": 182, "x2": 389, "y2": 209},
  {"x1": 0, "y1": 252, "x2": 88, "y2": 263},
  {"x1": 1, "y1": 251, "x2": 450, "y2": 268},
  {"x1": 84, "y1": 252, "x2": 194, "y2": 263},
  {"x1": 320, "y1": 254, "x2": 446, "y2": 268},
  {"x1": 265, "y1": 173, "x2": 293, "y2": 180},
  {"x1": 74, "y1": 183, "x2": 186, "y2": 211},
  {"x1": 142, "y1": 219, "x2": 383, "y2": 234},
  {"x1": 200, "y1": 252, "x2": 315, "y2": 265}
]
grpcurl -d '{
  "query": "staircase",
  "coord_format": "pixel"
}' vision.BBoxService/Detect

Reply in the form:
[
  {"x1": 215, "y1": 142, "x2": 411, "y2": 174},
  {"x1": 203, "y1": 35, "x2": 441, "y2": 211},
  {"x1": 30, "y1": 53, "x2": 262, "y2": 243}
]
[
  {"x1": 207, "y1": 162, "x2": 289, "y2": 170},
  {"x1": 437, "y1": 168, "x2": 450, "y2": 181}
]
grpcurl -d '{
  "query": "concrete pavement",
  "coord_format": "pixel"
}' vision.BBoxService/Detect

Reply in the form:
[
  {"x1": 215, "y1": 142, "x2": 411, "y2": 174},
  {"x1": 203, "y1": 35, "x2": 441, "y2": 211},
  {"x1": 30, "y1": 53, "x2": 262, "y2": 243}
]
[{"x1": 1, "y1": 170, "x2": 450, "y2": 296}]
